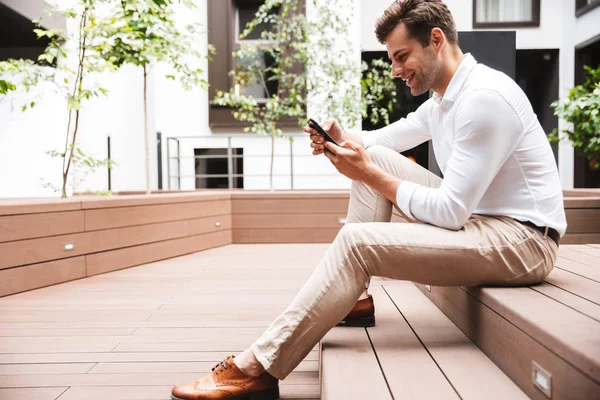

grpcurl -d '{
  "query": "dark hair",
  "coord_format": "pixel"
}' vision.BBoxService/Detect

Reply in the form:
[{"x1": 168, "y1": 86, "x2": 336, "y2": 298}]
[{"x1": 374, "y1": 0, "x2": 458, "y2": 47}]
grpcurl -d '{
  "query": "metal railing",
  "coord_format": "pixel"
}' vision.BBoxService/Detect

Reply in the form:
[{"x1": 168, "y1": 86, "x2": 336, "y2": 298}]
[{"x1": 159, "y1": 132, "x2": 345, "y2": 190}]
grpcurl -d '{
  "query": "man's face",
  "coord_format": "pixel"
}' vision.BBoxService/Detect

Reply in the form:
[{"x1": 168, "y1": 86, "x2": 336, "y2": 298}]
[{"x1": 386, "y1": 23, "x2": 441, "y2": 96}]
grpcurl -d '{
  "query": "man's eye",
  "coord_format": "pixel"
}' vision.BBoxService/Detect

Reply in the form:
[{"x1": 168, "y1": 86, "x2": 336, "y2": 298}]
[{"x1": 397, "y1": 54, "x2": 406, "y2": 62}]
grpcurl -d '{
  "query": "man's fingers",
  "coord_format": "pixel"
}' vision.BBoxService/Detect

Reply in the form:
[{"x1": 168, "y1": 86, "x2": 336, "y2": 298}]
[
  {"x1": 310, "y1": 134, "x2": 323, "y2": 143},
  {"x1": 311, "y1": 141, "x2": 324, "y2": 150},
  {"x1": 303, "y1": 125, "x2": 317, "y2": 135},
  {"x1": 323, "y1": 118, "x2": 337, "y2": 131},
  {"x1": 341, "y1": 139, "x2": 361, "y2": 151}
]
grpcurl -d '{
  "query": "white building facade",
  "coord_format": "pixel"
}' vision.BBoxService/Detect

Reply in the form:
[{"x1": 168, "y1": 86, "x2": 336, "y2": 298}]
[{"x1": 0, "y1": 0, "x2": 599, "y2": 198}]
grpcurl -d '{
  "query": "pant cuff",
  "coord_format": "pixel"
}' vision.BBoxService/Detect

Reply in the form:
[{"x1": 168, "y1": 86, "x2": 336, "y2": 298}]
[{"x1": 250, "y1": 343, "x2": 284, "y2": 380}]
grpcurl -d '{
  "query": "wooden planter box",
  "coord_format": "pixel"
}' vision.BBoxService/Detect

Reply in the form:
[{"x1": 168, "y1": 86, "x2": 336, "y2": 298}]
[{"x1": 0, "y1": 189, "x2": 598, "y2": 297}]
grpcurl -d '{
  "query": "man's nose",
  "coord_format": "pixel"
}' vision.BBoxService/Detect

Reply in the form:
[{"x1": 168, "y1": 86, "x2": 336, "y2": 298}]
[{"x1": 392, "y1": 64, "x2": 404, "y2": 78}]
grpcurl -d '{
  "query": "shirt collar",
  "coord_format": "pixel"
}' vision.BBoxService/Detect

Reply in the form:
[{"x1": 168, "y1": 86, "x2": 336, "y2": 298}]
[{"x1": 432, "y1": 53, "x2": 477, "y2": 104}]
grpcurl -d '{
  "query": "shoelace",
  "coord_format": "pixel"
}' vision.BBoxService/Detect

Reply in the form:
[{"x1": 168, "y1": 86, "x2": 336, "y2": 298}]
[{"x1": 211, "y1": 356, "x2": 234, "y2": 375}]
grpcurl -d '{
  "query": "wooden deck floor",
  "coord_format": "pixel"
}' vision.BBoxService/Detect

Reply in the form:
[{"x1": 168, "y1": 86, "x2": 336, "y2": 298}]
[
  {"x1": 1, "y1": 243, "x2": 598, "y2": 400},
  {"x1": 0, "y1": 244, "x2": 330, "y2": 400}
]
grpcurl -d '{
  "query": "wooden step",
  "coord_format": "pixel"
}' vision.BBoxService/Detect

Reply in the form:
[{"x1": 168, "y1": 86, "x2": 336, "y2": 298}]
[
  {"x1": 320, "y1": 282, "x2": 527, "y2": 399},
  {"x1": 416, "y1": 244, "x2": 600, "y2": 400}
]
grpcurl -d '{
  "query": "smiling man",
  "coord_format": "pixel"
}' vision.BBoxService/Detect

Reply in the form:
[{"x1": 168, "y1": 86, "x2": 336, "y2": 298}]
[{"x1": 171, "y1": 1, "x2": 567, "y2": 399}]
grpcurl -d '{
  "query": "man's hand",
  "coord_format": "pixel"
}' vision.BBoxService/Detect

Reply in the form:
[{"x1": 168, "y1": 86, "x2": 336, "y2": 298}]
[
  {"x1": 304, "y1": 118, "x2": 344, "y2": 156},
  {"x1": 323, "y1": 140, "x2": 375, "y2": 182}
]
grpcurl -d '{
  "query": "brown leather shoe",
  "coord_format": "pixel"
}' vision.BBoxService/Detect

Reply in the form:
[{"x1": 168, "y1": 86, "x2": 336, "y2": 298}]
[
  {"x1": 171, "y1": 355, "x2": 279, "y2": 400},
  {"x1": 337, "y1": 294, "x2": 375, "y2": 327}
]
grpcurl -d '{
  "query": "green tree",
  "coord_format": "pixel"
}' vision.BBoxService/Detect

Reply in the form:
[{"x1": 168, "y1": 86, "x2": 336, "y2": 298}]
[
  {"x1": 0, "y1": 0, "x2": 117, "y2": 198},
  {"x1": 215, "y1": 0, "x2": 384, "y2": 190},
  {"x1": 550, "y1": 66, "x2": 600, "y2": 171},
  {"x1": 95, "y1": 0, "x2": 212, "y2": 194}
]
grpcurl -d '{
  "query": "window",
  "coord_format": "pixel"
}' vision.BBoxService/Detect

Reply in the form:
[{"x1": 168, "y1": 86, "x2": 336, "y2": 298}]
[
  {"x1": 576, "y1": 0, "x2": 600, "y2": 17},
  {"x1": 473, "y1": 0, "x2": 540, "y2": 28},
  {"x1": 207, "y1": 0, "x2": 302, "y2": 129},
  {"x1": 194, "y1": 148, "x2": 244, "y2": 189}
]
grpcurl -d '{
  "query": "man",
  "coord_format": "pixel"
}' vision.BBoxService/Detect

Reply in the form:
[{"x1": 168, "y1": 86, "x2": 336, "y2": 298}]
[{"x1": 171, "y1": 0, "x2": 566, "y2": 399}]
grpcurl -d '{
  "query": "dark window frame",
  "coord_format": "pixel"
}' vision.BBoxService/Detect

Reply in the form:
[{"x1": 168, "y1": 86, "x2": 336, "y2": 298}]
[
  {"x1": 207, "y1": 0, "x2": 303, "y2": 129},
  {"x1": 576, "y1": 0, "x2": 600, "y2": 17},
  {"x1": 472, "y1": 0, "x2": 541, "y2": 28}
]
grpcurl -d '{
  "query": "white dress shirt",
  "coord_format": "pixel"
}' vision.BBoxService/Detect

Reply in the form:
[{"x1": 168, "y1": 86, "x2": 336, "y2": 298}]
[{"x1": 359, "y1": 54, "x2": 567, "y2": 236}]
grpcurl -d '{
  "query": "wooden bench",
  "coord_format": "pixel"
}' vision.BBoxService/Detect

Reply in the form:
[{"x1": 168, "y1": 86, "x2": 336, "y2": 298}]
[{"x1": 321, "y1": 245, "x2": 600, "y2": 399}]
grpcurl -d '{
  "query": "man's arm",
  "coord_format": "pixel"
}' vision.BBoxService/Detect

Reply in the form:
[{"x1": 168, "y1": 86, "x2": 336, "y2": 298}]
[{"x1": 395, "y1": 90, "x2": 523, "y2": 230}]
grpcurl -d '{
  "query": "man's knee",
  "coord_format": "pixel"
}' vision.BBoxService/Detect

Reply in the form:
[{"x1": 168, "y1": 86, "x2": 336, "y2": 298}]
[{"x1": 365, "y1": 145, "x2": 411, "y2": 168}]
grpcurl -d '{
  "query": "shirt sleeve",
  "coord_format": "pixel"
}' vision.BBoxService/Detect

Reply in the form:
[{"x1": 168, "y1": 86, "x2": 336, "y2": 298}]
[
  {"x1": 395, "y1": 89, "x2": 523, "y2": 230},
  {"x1": 359, "y1": 99, "x2": 433, "y2": 151}
]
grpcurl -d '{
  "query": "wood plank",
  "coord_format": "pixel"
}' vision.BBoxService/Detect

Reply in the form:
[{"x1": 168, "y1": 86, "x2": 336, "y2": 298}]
[
  {"x1": 563, "y1": 198, "x2": 600, "y2": 208},
  {"x1": 0, "y1": 328, "x2": 136, "y2": 336},
  {"x1": 80, "y1": 192, "x2": 231, "y2": 209},
  {"x1": 0, "y1": 371, "x2": 317, "y2": 387},
  {"x1": 556, "y1": 257, "x2": 600, "y2": 283},
  {"x1": 567, "y1": 245, "x2": 600, "y2": 258},
  {"x1": 230, "y1": 191, "x2": 349, "y2": 199},
  {"x1": 0, "y1": 387, "x2": 68, "y2": 400},
  {"x1": 0, "y1": 350, "x2": 319, "y2": 364},
  {"x1": 0, "y1": 257, "x2": 86, "y2": 298},
  {"x1": 320, "y1": 328, "x2": 391, "y2": 400},
  {"x1": 0, "y1": 198, "x2": 81, "y2": 216},
  {"x1": 561, "y1": 233, "x2": 600, "y2": 244},
  {"x1": 366, "y1": 286, "x2": 459, "y2": 398},
  {"x1": 558, "y1": 247, "x2": 600, "y2": 269},
  {"x1": 563, "y1": 189, "x2": 600, "y2": 197},
  {"x1": 87, "y1": 360, "x2": 318, "y2": 374},
  {"x1": 232, "y1": 198, "x2": 349, "y2": 214},
  {"x1": 0, "y1": 218, "x2": 231, "y2": 271},
  {"x1": 384, "y1": 283, "x2": 527, "y2": 399},
  {"x1": 85, "y1": 200, "x2": 231, "y2": 231},
  {"x1": 0, "y1": 363, "x2": 95, "y2": 375},
  {"x1": 233, "y1": 214, "x2": 345, "y2": 229},
  {"x1": 530, "y1": 283, "x2": 600, "y2": 322},
  {"x1": 85, "y1": 230, "x2": 231, "y2": 276},
  {"x1": 564, "y1": 209, "x2": 600, "y2": 233},
  {"x1": 55, "y1": 384, "x2": 319, "y2": 400},
  {"x1": 233, "y1": 228, "x2": 340, "y2": 243},
  {"x1": 417, "y1": 284, "x2": 600, "y2": 400},
  {"x1": 544, "y1": 268, "x2": 600, "y2": 305},
  {"x1": 0, "y1": 211, "x2": 84, "y2": 243}
]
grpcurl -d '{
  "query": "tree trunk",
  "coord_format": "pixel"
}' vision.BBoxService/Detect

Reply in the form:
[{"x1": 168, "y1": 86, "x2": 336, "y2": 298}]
[
  {"x1": 61, "y1": 9, "x2": 89, "y2": 198},
  {"x1": 270, "y1": 134, "x2": 275, "y2": 191},
  {"x1": 143, "y1": 65, "x2": 150, "y2": 195}
]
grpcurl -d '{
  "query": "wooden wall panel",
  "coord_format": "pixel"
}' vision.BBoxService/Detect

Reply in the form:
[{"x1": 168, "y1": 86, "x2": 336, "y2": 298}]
[
  {"x1": 561, "y1": 234, "x2": 600, "y2": 244},
  {"x1": 80, "y1": 192, "x2": 231, "y2": 209},
  {"x1": 0, "y1": 211, "x2": 85, "y2": 243},
  {"x1": 0, "y1": 198, "x2": 81, "y2": 216},
  {"x1": 233, "y1": 228, "x2": 341, "y2": 243},
  {"x1": 233, "y1": 214, "x2": 345, "y2": 229},
  {"x1": 564, "y1": 209, "x2": 600, "y2": 233},
  {"x1": 0, "y1": 220, "x2": 189, "y2": 270},
  {"x1": 232, "y1": 198, "x2": 349, "y2": 214},
  {"x1": 0, "y1": 257, "x2": 86, "y2": 297},
  {"x1": 85, "y1": 230, "x2": 232, "y2": 276},
  {"x1": 188, "y1": 214, "x2": 232, "y2": 236},
  {"x1": 85, "y1": 200, "x2": 231, "y2": 231}
]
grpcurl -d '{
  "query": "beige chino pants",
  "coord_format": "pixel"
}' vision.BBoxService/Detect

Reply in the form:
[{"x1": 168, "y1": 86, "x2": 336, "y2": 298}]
[{"x1": 250, "y1": 145, "x2": 558, "y2": 380}]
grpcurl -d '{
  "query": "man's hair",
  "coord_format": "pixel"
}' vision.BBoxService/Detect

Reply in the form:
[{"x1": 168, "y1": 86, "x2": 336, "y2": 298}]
[{"x1": 375, "y1": 0, "x2": 458, "y2": 47}]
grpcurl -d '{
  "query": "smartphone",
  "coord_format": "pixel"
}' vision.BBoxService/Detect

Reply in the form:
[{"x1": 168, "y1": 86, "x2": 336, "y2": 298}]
[{"x1": 308, "y1": 118, "x2": 340, "y2": 147}]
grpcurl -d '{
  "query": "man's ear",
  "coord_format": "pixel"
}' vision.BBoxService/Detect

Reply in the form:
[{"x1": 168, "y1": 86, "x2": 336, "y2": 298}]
[{"x1": 430, "y1": 28, "x2": 445, "y2": 52}]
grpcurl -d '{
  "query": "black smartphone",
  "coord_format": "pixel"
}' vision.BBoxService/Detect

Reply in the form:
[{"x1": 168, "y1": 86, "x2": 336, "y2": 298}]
[{"x1": 308, "y1": 118, "x2": 340, "y2": 147}]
